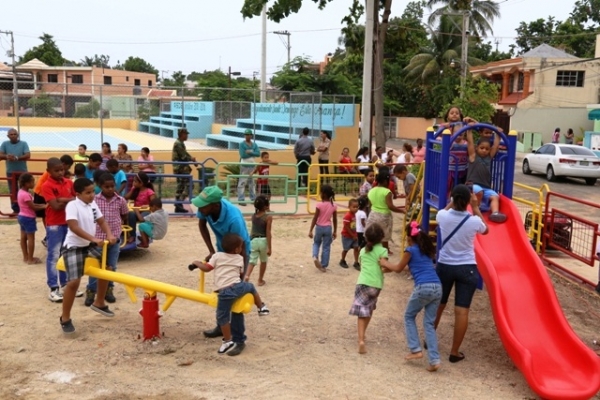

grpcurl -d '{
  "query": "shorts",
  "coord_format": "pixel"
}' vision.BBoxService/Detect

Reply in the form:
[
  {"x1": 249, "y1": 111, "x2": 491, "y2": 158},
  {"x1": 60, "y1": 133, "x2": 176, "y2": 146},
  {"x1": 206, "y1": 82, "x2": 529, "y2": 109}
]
[
  {"x1": 366, "y1": 211, "x2": 393, "y2": 242},
  {"x1": 17, "y1": 215, "x2": 37, "y2": 234},
  {"x1": 436, "y1": 262, "x2": 479, "y2": 308},
  {"x1": 61, "y1": 245, "x2": 102, "y2": 282},
  {"x1": 249, "y1": 237, "x2": 268, "y2": 264},
  {"x1": 216, "y1": 281, "x2": 257, "y2": 326},
  {"x1": 33, "y1": 193, "x2": 46, "y2": 218},
  {"x1": 257, "y1": 183, "x2": 271, "y2": 197},
  {"x1": 138, "y1": 221, "x2": 154, "y2": 238},
  {"x1": 357, "y1": 232, "x2": 366, "y2": 248},
  {"x1": 342, "y1": 235, "x2": 358, "y2": 251},
  {"x1": 349, "y1": 284, "x2": 381, "y2": 318},
  {"x1": 473, "y1": 185, "x2": 498, "y2": 212}
]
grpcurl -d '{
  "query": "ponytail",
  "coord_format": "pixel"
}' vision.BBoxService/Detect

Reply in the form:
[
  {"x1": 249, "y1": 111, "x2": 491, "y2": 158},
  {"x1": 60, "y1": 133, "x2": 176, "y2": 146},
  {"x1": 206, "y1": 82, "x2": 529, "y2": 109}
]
[{"x1": 406, "y1": 221, "x2": 435, "y2": 258}]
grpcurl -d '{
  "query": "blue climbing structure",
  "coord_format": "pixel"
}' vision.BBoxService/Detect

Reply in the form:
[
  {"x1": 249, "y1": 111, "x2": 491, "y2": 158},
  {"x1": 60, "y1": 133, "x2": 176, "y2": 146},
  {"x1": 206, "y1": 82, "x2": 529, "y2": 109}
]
[{"x1": 421, "y1": 123, "x2": 517, "y2": 234}]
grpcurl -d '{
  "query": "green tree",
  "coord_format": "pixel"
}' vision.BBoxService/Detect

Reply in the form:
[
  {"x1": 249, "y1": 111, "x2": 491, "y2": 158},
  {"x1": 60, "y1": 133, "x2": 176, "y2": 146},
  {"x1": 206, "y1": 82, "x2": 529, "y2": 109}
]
[
  {"x1": 426, "y1": 0, "x2": 501, "y2": 38},
  {"x1": 191, "y1": 69, "x2": 255, "y2": 101},
  {"x1": 73, "y1": 99, "x2": 101, "y2": 118},
  {"x1": 20, "y1": 33, "x2": 66, "y2": 66},
  {"x1": 162, "y1": 71, "x2": 186, "y2": 88},
  {"x1": 119, "y1": 56, "x2": 159, "y2": 78},
  {"x1": 441, "y1": 77, "x2": 499, "y2": 122},
  {"x1": 27, "y1": 93, "x2": 55, "y2": 117},
  {"x1": 80, "y1": 54, "x2": 110, "y2": 67},
  {"x1": 470, "y1": 41, "x2": 511, "y2": 62}
]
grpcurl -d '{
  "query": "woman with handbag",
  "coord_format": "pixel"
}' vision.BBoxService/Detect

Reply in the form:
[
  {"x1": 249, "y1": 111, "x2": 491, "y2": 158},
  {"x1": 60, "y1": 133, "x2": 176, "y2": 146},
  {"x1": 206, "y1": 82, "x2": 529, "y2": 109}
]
[{"x1": 434, "y1": 184, "x2": 488, "y2": 363}]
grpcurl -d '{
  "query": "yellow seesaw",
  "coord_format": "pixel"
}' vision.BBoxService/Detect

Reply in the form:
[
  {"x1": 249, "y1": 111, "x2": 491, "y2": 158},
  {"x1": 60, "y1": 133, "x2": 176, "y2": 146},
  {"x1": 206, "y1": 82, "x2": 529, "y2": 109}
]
[{"x1": 56, "y1": 241, "x2": 253, "y2": 314}]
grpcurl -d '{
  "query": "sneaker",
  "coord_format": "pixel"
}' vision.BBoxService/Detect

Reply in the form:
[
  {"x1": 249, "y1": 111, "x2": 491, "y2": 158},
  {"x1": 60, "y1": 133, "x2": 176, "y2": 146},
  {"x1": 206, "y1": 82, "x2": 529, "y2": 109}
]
[
  {"x1": 258, "y1": 303, "x2": 270, "y2": 316},
  {"x1": 60, "y1": 317, "x2": 75, "y2": 334},
  {"x1": 203, "y1": 326, "x2": 223, "y2": 338},
  {"x1": 353, "y1": 262, "x2": 361, "y2": 271},
  {"x1": 227, "y1": 342, "x2": 246, "y2": 356},
  {"x1": 41, "y1": 237, "x2": 47, "y2": 248},
  {"x1": 90, "y1": 304, "x2": 115, "y2": 317},
  {"x1": 339, "y1": 260, "x2": 349, "y2": 269},
  {"x1": 218, "y1": 339, "x2": 235, "y2": 354},
  {"x1": 84, "y1": 290, "x2": 95, "y2": 307},
  {"x1": 489, "y1": 212, "x2": 507, "y2": 223},
  {"x1": 105, "y1": 287, "x2": 116, "y2": 303},
  {"x1": 48, "y1": 288, "x2": 63, "y2": 303},
  {"x1": 75, "y1": 290, "x2": 84, "y2": 298}
]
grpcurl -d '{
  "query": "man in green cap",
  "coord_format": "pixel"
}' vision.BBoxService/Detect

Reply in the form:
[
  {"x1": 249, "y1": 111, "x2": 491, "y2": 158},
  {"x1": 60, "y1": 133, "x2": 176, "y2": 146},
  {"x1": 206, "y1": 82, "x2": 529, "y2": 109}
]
[
  {"x1": 237, "y1": 129, "x2": 260, "y2": 206},
  {"x1": 192, "y1": 186, "x2": 251, "y2": 354}
]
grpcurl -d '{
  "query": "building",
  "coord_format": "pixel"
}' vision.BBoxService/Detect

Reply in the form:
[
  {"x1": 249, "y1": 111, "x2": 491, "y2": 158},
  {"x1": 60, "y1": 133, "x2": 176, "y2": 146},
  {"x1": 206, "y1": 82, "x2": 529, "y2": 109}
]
[{"x1": 470, "y1": 35, "x2": 600, "y2": 142}]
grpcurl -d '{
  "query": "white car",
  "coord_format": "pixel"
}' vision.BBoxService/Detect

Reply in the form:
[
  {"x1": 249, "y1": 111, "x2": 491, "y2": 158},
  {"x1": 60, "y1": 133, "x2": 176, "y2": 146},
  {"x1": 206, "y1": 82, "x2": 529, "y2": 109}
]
[{"x1": 522, "y1": 144, "x2": 600, "y2": 185}]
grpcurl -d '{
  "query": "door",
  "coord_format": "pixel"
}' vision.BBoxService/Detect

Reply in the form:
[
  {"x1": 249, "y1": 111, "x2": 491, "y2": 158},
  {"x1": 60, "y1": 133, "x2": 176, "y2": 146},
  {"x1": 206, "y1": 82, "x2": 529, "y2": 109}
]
[{"x1": 492, "y1": 110, "x2": 510, "y2": 134}]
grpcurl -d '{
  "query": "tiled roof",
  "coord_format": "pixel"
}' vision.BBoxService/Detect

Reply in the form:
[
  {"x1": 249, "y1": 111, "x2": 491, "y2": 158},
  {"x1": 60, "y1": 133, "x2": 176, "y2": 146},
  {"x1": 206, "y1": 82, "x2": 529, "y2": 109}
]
[
  {"x1": 147, "y1": 89, "x2": 177, "y2": 97},
  {"x1": 498, "y1": 92, "x2": 524, "y2": 105},
  {"x1": 17, "y1": 58, "x2": 49, "y2": 69},
  {"x1": 522, "y1": 44, "x2": 579, "y2": 59}
]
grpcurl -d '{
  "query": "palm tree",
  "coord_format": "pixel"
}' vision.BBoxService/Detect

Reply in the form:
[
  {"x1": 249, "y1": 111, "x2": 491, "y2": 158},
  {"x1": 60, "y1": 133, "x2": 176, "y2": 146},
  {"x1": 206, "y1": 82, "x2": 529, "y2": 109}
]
[{"x1": 426, "y1": 0, "x2": 501, "y2": 38}]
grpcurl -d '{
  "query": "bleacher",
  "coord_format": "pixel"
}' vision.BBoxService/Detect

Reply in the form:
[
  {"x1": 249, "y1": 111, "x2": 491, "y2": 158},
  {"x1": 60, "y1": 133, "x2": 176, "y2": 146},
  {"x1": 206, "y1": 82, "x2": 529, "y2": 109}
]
[{"x1": 139, "y1": 101, "x2": 213, "y2": 139}]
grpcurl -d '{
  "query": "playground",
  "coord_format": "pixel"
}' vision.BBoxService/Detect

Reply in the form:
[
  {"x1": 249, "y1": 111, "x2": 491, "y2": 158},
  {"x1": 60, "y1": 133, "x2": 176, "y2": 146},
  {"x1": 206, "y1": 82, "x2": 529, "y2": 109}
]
[{"x1": 1, "y1": 214, "x2": 599, "y2": 399}]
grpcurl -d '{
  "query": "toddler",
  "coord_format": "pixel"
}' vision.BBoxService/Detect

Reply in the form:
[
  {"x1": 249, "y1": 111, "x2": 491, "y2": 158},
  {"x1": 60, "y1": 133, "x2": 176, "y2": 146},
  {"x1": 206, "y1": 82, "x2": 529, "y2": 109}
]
[
  {"x1": 135, "y1": 197, "x2": 168, "y2": 248},
  {"x1": 17, "y1": 173, "x2": 46, "y2": 264},
  {"x1": 244, "y1": 196, "x2": 273, "y2": 286},
  {"x1": 340, "y1": 198, "x2": 360, "y2": 270}
]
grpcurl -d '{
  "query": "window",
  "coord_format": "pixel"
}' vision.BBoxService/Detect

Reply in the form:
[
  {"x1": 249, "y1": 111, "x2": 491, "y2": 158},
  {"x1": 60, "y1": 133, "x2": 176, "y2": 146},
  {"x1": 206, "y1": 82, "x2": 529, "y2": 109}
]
[
  {"x1": 556, "y1": 70, "x2": 585, "y2": 87},
  {"x1": 71, "y1": 74, "x2": 83, "y2": 84},
  {"x1": 48, "y1": 74, "x2": 58, "y2": 83},
  {"x1": 517, "y1": 72, "x2": 524, "y2": 91},
  {"x1": 508, "y1": 75, "x2": 514, "y2": 94},
  {"x1": 104, "y1": 76, "x2": 112, "y2": 85},
  {"x1": 134, "y1": 79, "x2": 141, "y2": 86},
  {"x1": 126, "y1": 76, "x2": 129, "y2": 82},
  {"x1": 559, "y1": 146, "x2": 595, "y2": 156},
  {"x1": 148, "y1": 80, "x2": 152, "y2": 87}
]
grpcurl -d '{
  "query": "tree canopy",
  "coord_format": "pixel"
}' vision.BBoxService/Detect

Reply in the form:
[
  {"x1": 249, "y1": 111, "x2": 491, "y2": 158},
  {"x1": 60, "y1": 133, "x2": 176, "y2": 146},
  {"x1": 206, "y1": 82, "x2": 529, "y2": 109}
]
[
  {"x1": 116, "y1": 56, "x2": 159, "y2": 78},
  {"x1": 19, "y1": 33, "x2": 66, "y2": 66}
]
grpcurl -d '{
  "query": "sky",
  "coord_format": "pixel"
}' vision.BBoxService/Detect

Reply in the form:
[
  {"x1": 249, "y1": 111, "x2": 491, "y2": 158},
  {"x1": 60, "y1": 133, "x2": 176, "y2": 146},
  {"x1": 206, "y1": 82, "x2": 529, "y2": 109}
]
[{"x1": 0, "y1": 0, "x2": 579, "y2": 81}]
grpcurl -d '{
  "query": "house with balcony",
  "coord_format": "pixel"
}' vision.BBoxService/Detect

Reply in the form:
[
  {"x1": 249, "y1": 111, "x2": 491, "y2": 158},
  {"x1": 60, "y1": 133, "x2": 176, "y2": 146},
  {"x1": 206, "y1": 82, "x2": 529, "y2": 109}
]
[
  {"x1": 1, "y1": 59, "x2": 157, "y2": 118},
  {"x1": 470, "y1": 35, "x2": 600, "y2": 143}
]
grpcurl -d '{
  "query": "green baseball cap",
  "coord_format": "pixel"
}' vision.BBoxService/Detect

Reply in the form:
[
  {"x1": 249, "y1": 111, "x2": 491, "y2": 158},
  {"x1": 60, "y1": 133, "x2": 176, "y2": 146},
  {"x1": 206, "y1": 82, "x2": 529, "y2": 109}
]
[
  {"x1": 244, "y1": 129, "x2": 253, "y2": 135},
  {"x1": 192, "y1": 186, "x2": 223, "y2": 208}
]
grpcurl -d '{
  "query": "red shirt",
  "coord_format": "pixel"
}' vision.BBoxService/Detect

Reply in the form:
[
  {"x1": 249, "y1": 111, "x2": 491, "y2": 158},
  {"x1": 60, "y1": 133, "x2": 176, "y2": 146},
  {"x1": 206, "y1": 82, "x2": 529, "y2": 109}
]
[
  {"x1": 339, "y1": 156, "x2": 353, "y2": 173},
  {"x1": 341, "y1": 211, "x2": 357, "y2": 238},
  {"x1": 257, "y1": 165, "x2": 269, "y2": 185},
  {"x1": 41, "y1": 177, "x2": 74, "y2": 226}
]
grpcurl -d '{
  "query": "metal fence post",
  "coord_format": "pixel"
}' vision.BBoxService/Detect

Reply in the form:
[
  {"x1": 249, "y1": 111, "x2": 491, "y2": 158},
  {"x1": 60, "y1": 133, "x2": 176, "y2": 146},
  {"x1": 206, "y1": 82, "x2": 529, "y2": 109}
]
[
  {"x1": 99, "y1": 85, "x2": 104, "y2": 146},
  {"x1": 289, "y1": 91, "x2": 293, "y2": 145}
]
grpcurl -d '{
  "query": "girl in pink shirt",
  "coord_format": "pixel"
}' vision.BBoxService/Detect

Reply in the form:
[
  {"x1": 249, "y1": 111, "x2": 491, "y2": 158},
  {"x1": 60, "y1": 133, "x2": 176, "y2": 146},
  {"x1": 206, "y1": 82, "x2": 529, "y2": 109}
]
[
  {"x1": 17, "y1": 173, "x2": 47, "y2": 264},
  {"x1": 308, "y1": 184, "x2": 337, "y2": 272}
]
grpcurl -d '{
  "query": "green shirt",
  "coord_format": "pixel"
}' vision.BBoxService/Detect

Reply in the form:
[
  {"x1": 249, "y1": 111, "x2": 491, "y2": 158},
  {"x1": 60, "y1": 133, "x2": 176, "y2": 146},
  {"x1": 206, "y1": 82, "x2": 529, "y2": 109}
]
[
  {"x1": 357, "y1": 244, "x2": 388, "y2": 289},
  {"x1": 368, "y1": 186, "x2": 391, "y2": 214},
  {"x1": 172, "y1": 139, "x2": 192, "y2": 173}
]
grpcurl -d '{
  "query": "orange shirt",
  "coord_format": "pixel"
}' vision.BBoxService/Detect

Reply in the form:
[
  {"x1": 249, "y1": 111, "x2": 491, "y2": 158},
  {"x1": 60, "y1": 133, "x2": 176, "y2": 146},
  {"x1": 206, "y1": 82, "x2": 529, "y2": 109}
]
[
  {"x1": 41, "y1": 177, "x2": 74, "y2": 226},
  {"x1": 34, "y1": 171, "x2": 50, "y2": 195}
]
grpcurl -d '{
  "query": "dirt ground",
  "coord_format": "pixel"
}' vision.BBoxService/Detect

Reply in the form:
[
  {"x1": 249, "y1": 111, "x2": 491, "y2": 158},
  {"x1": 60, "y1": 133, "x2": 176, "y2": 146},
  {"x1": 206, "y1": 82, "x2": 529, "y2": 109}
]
[{"x1": 1, "y1": 213, "x2": 600, "y2": 400}]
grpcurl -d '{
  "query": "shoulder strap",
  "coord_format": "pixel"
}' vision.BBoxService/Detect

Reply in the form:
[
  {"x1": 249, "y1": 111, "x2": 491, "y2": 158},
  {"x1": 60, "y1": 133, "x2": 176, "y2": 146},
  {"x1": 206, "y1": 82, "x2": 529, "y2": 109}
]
[{"x1": 440, "y1": 214, "x2": 471, "y2": 250}]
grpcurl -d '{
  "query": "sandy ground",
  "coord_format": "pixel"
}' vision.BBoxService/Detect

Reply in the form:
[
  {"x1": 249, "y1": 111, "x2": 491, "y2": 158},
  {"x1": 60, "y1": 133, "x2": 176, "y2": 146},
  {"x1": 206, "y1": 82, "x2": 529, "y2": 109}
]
[{"x1": 1, "y1": 214, "x2": 600, "y2": 400}]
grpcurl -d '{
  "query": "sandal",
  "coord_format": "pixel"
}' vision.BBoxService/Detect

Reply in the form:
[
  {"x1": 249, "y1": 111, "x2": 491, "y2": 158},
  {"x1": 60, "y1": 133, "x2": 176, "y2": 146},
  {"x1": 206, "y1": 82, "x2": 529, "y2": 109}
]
[
  {"x1": 449, "y1": 352, "x2": 465, "y2": 363},
  {"x1": 27, "y1": 257, "x2": 43, "y2": 265}
]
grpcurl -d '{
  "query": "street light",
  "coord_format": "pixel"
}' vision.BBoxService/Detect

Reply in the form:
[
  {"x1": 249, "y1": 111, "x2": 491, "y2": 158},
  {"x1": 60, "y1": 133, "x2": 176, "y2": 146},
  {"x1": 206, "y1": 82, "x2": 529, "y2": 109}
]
[{"x1": 228, "y1": 66, "x2": 241, "y2": 101}]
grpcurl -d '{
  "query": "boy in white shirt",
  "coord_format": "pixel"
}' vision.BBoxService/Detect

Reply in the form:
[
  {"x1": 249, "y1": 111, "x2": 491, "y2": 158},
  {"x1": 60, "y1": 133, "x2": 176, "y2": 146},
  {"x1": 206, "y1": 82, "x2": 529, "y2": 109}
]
[{"x1": 60, "y1": 178, "x2": 117, "y2": 334}]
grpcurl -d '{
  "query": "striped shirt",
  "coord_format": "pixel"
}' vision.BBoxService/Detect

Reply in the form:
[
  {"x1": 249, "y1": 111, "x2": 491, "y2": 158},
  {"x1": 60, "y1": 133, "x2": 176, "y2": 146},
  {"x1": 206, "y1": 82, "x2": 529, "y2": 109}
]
[{"x1": 94, "y1": 192, "x2": 128, "y2": 239}]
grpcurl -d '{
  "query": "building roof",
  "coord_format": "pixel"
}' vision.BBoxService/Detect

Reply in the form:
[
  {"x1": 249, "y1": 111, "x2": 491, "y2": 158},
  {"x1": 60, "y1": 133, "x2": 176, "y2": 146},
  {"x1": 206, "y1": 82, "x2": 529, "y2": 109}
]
[
  {"x1": 147, "y1": 89, "x2": 177, "y2": 97},
  {"x1": 0, "y1": 63, "x2": 10, "y2": 71},
  {"x1": 18, "y1": 58, "x2": 49, "y2": 69},
  {"x1": 498, "y1": 92, "x2": 524, "y2": 105},
  {"x1": 521, "y1": 44, "x2": 579, "y2": 59}
]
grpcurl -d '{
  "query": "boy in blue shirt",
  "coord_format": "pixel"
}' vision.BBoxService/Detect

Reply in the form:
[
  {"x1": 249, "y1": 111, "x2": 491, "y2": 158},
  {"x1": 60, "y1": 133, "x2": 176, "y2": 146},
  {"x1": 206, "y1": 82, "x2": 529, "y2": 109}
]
[{"x1": 106, "y1": 158, "x2": 127, "y2": 195}]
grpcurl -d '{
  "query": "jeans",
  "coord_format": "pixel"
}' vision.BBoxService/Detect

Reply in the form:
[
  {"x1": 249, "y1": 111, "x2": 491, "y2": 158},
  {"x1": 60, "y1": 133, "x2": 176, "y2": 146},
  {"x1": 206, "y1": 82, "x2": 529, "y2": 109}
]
[
  {"x1": 297, "y1": 156, "x2": 312, "y2": 187},
  {"x1": 312, "y1": 225, "x2": 333, "y2": 268},
  {"x1": 216, "y1": 281, "x2": 255, "y2": 344},
  {"x1": 87, "y1": 240, "x2": 121, "y2": 291},
  {"x1": 128, "y1": 211, "x2": 149, "y2": 238},
  {"x1": 46, "y1": 225, "x2": 68, "y2": 289},
  {"x1": 404, "y1": 283, "x2": 442, "y2": 365},
  {"x1": 237, "y1": 165, "x2": 256, "y2": 202},
  {"x1": 7, "y1": 172, "x2": 20, "y2": 213}
]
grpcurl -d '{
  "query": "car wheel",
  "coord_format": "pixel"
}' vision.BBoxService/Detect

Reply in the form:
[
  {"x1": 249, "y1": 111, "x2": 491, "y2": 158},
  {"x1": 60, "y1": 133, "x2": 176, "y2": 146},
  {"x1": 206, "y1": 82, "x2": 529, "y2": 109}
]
[
  {"x1": 522, "y1": 160, "x2": 532, "y2": 175},
  {"x1": 585, "y1": 178, "x2": 597, "y2": 186},
  {"x1": 546, "y1": 165, "x2": 556, "y2": 182}
]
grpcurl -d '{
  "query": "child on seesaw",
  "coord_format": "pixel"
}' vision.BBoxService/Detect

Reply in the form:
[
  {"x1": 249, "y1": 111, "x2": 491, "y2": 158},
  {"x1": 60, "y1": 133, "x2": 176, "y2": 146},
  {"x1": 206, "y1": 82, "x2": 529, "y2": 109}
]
[
  {"x1": 190, "y1": 233, "x2": 269, "y2": 355},
  {"x1": 135, "y1": 197, "x2": 168, "y2": 248}
]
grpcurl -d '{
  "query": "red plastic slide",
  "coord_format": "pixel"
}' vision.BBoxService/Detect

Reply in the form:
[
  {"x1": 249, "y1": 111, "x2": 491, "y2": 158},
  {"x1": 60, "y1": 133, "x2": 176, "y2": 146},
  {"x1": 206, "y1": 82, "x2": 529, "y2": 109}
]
[{"x1": 474, "y1": 195, "x2": 600, "y2": 400}]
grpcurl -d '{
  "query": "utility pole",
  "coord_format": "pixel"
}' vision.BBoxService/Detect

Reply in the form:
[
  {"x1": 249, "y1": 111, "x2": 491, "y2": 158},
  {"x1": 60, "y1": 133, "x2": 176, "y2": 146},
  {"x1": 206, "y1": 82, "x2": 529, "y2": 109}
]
[
  {"x1": 460, "y1": 11, "x2": 470, "y2": 98},
  {"x1": 360, "y1": 0, "x2": 376, "y2": 148},
  {"x1": 0, "y1": 30, "x2": 19, "y2": 131},
  {"x1": 228, "y1": 66, "x2": 241, "y2": 101},
  {"x1": 260, "y1": 4, "x2": 267, "y2": 103},
  {"x1": 274, "y1": 30, "x2": 291, "y2": 64}
]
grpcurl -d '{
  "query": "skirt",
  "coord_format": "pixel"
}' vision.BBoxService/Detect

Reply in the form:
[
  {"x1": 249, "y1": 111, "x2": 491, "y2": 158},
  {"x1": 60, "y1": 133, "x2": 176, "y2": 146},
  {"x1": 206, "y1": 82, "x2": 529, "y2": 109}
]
[
  {"x1": 366, "y1": 211, "x2": 393, "y2": 242},
  {"x1": 349, "y1": 284, "x2": 381, "y2": 318}
]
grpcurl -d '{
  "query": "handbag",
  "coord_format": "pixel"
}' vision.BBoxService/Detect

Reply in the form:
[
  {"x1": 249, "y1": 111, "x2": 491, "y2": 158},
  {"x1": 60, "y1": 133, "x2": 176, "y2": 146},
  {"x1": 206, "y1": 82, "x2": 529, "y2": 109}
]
[{"x1": 439, "y1": 214, "x2": 470, "y2": 250}]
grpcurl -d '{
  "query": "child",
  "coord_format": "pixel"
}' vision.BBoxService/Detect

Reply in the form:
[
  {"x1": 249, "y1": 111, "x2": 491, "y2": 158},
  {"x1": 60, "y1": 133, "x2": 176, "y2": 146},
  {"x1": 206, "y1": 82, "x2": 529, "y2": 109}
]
[
  {"x1": 349, "y1": 223, "x2": 388, "y2": 354},
  {"x1": 85, "y1": 153, "x2": 103, "y2": 180},
  {"x1": 359, "y1": 168, "x2": 374, "y2": 197},
  {"x1": 251, "y1": 152, "x2": 278, "y2": 201},
  {"x1": 135, "y1": 197, "x2": 168, "y2": 249},
  {"x1": 190, "y1": 233, "x2": 269, "y2": 355},
  {"x1": 73, "y1": 163, "x2": 86, "y2": 180},
  {"x1": 106, "y1": 158, "x2": 128, "y2": 195},
  {"x1": 125, "y1": 172, "x2": 156, "y2": 242},
  {"x1": 356, "y1": 196, "x2": 368, "y2": 250},
  {"x1": 340, "y1": 198, "x2": 360, "y2": 270},
  {"x1": 552, "y1": 127, "x2": 560, "y2": 144},
  {"x1": 356, "y1": 147, "x2": 370, "y2": 174},
  {"x1": 42, "y1": 157, "x2": 79, "y2": 302},
  {"x1": 308, "y1": 184, "x2": 337, "y2": 272},
  {"x1": 380, "y1": 222, "x2": 442, "y2": 372},
  {"x1": 441, "y1": 106, "x2": 468, "y2": 189},
  {"x1": 73, "y1": 144, "x2": 89, "y2": 164},
  {"x1": 60, "y1": 178, "x2": 117, "y2": 334},
  {"x1": 338, "y1": 148, "x2": 354, "y2": 174},
  {"x1": 465, "y1": 120, "x2": 507, "y2": 223},
  {"x1": 34, "y1": 154, "x2": 73, "y2": 248},
  {"x1": 17, "y1": 173, "x2": 47, "y2": 264},
  {"x1": 393, "y1": 164, "x2": 417, "y2": 201},
  {"x1": 244, "y1": 196, "x2": 272, "y2": 286},
  {"x1": 84, "y1": 172, "x2": 129, "y2": 307}
]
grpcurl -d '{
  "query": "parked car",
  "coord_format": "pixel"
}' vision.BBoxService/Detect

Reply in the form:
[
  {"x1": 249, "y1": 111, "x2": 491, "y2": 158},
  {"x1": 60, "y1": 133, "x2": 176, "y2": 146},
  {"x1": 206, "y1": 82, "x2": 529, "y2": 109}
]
[{"x1": 522, "y1": 144, "x2": 600, "y2": 185}]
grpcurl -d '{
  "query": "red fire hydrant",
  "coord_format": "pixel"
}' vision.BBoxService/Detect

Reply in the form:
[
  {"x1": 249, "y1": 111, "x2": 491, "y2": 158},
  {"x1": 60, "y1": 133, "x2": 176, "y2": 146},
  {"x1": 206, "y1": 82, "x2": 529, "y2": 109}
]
[{"x1": 139, "y1": 292, "x2": 161, "y2": 340}]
